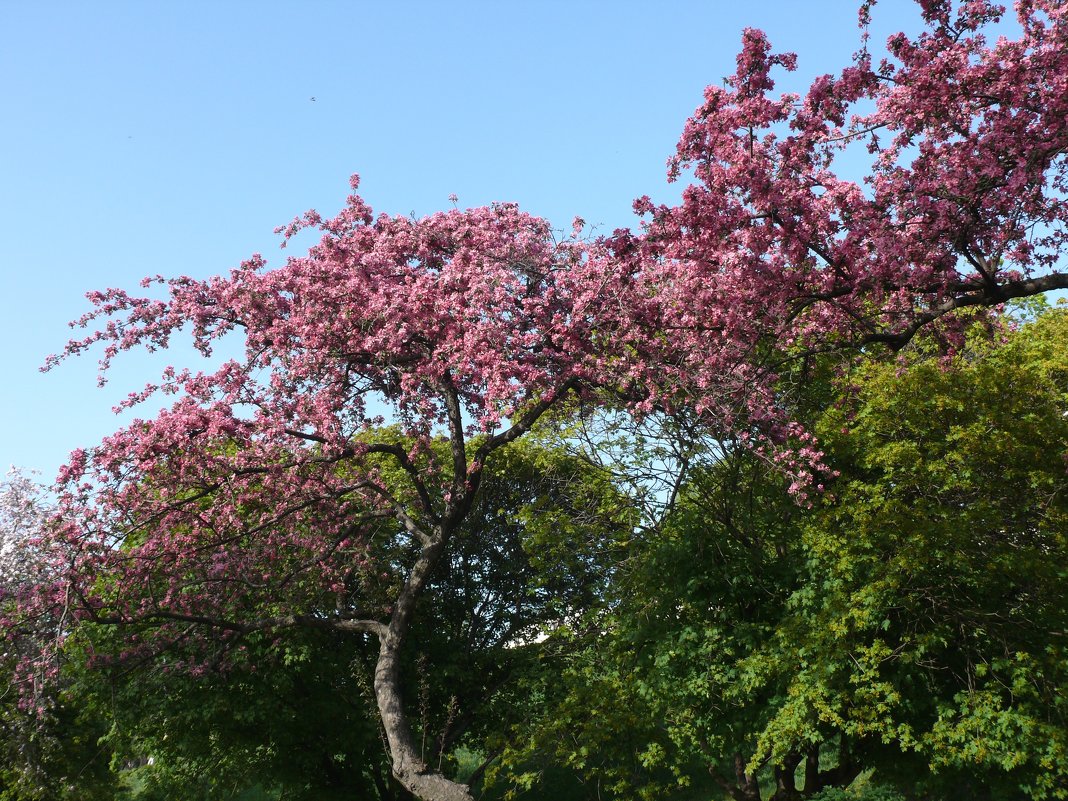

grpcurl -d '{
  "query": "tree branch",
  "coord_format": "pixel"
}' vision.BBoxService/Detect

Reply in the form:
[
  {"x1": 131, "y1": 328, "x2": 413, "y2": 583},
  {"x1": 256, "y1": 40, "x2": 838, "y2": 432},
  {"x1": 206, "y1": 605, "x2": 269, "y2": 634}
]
[
  {"x1": 87, "y1": 609, "x2": 387, "y2": 639},
  {"x1": 865, "y1": 272, "x2": 1068, "y2": 350},
  {"x1": 438, "y1": 374, "x2": 469, "y2": 512}
]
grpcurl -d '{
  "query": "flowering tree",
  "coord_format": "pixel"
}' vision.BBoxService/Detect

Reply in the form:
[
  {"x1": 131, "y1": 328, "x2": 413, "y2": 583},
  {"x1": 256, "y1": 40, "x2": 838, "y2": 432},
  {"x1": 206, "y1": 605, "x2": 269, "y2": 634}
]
[
  {"x1": 0, "y1": 471, "x2": 118, "y2": 800},
  {"x1": 0, "y1": 468, "x2": 59, "y2": 709},
  {"x1": 12, "y1": 2, "x2": 1068, "y2": 800},
  {"x1": 636, "y1": 0, "x2": 1068, "y2": 399},
  {"x1": 0, "y1": 470, "x2": 47, "y2": 594},
  {"x1": 33, "y1": 191, "x2": 640, "y2": 801}
]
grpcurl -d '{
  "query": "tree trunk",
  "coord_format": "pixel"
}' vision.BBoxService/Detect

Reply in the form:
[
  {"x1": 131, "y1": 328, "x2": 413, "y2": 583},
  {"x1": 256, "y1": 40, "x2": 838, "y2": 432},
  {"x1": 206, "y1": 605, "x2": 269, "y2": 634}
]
[
  {"x1": 371, "y1": 533, "x2": 475, "y2": 801},
  {"x1": 803, "y1": 746, "x2": 820, "y2": 795},
  {"x1": 733, "y1": 752, "x2": 762, "y2": 801},
  {"x1": 770, "y1": 752, "x2": 802, "y2": 801},
  {"x1": 374, "y1": 634, "x2": 474, "y2": 801}
]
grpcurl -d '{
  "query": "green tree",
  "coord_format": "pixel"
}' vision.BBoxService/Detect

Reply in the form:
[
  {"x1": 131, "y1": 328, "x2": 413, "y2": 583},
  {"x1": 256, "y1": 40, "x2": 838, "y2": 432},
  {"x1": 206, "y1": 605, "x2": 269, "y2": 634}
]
[
  {"x1": 505, "y1": 308, "x2": 1068, "y2": 801},
  {"x1": 496, "y1": 442, "x2": 804, "y2": 801},
  {"x1": 757, "y1": 309, "x2": 1068, "y2": 799}
]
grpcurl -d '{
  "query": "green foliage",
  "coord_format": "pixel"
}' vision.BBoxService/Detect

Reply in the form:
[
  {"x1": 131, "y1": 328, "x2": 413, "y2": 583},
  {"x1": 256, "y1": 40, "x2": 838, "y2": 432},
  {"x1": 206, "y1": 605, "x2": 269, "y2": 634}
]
[
  {"x1": 64, "y1": 625, "x2": 387, "y2": 801},
  {"x1": 808, "y1": 778, "x2": 905, "y2": 801},
  {"x1": 501, "y1": 310, "x2": 1068, "y2": 800},
  {"x1": 757, "y1": 309, "x2": 1068, "y2": 797},
  {"x1": 9, "y1": 436, "x2": 632, "y2": 801},
  {"x1": 0, "y1": 681, "x2": 116, "y2": 801},
  {"x1": 380, "y1": 436, "x2": 634, "y2": 787},
  {"x1": 494, "y1": 443, "x2": 801, "y2": 800}
]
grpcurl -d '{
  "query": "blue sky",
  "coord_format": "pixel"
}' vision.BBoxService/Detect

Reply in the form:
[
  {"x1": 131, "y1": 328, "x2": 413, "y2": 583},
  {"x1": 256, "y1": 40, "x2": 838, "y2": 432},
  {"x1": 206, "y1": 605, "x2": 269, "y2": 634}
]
[{"x1": 0, "y1": 1, "x2": 925, "y2": 481}]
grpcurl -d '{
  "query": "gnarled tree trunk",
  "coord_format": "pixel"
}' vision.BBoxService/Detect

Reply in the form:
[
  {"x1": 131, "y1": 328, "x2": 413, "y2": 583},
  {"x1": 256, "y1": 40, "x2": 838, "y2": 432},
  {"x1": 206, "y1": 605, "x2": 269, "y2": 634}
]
[{"x1": 372, "y1": 532, "x2": 475, "y2": 801}]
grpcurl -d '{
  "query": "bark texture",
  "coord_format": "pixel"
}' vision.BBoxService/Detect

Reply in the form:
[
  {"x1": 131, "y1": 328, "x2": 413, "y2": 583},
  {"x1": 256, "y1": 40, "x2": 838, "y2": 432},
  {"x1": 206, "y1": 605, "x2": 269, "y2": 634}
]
[{"x1": 372, "y1": 534, "x2": 475, "y2": 801}]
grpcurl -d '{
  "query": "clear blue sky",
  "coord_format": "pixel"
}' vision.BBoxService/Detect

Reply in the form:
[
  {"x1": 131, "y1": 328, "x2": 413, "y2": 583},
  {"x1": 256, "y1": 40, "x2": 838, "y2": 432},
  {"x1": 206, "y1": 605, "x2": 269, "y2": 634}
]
[{"x1": 1, "y1": 1, "x2": 925, "y2": 482}]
